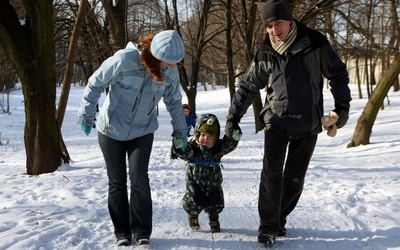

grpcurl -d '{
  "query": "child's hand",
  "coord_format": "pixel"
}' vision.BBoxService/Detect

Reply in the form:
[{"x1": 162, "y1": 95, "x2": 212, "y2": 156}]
[
  {"x1": 173, "y1": 136, "x2": 188, "y2": 150},
  {"x1": 232, "y1": 130, "x2": 242, "y2": 141}
]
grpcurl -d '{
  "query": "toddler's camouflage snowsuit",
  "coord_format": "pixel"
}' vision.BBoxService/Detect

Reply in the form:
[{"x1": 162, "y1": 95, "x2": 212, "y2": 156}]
[{"x1": 173, "y1": 135, "x2": 238, "y2": 216}]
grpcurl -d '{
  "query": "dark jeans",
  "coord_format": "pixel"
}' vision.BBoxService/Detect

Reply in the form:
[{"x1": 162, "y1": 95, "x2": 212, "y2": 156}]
[
  {"x1": 98, "y1": 132, "x2": 154, "y2": 239},
  {"x1": 258, "y1": 130, "x2": 317, "y2": 235}
]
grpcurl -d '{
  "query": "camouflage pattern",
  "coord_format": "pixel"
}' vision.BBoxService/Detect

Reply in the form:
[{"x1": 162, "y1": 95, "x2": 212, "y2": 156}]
[{"x1": 175, "y1": 135, "x2": 239, "y2": 216}]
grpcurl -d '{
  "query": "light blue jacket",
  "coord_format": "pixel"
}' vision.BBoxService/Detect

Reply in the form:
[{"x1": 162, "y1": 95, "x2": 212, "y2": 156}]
[{"x1": 77, "y1": 42, "x2": 187, "y2": 141}]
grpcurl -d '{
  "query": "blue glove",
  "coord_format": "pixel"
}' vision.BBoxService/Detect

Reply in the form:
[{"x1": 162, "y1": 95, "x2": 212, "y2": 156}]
[
  {"x1": 80, "y1": 123, "x2": 91, "y2": 136},
  {"x1": 173, "y1": 136, "x2": 188, "y2": 150}
]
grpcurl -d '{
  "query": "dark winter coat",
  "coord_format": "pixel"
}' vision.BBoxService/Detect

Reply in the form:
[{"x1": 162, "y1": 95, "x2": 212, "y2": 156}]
[
  {"x1": 185, "y1": 112, "x2": 197, "y2": 136},
  {"x1": 227, "y1": 20, "x2": 351, "y2": 139},
  {"x1": 175, "y1": 135, "x2": 238, "y2": 166}
]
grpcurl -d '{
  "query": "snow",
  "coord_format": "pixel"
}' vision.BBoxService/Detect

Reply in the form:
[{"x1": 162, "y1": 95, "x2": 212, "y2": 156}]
[{"x1": 0, "y1": 84, "x2": 399, "y2": 250}]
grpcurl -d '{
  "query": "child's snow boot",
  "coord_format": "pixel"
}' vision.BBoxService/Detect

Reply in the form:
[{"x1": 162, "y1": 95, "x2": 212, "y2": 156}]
[
  {"x1": 188, "y1": 215, "x2": 200, "y2": 230},
  {"x1": 208, "y1": 213, "x2": 220, "y2": 233}
]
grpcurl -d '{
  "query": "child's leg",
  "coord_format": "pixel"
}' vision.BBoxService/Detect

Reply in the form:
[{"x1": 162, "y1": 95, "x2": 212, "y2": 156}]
[
  {"x1": 182, "y1": 166, "x2": 205, "y2": 230},
  {"x1": 204, "y1": 166, "x2": 224, "y2": 232}
]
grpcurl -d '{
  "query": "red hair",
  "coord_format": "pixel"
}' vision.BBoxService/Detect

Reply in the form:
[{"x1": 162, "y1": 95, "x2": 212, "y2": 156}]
[{"x1": 138, "y1": 34, "x2": 163, "y2": 83}]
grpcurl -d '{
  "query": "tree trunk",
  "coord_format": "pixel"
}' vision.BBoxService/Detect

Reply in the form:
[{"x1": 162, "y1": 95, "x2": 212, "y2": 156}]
[
  {"x1": 179, "y1": 0, "x2": 213, "y2": 114},
  {"x1": 246, "y1": 1, "x2": 263, "y2": 133},
  {"x1": 100, "y1": 0, "x2": 127, "y2": 52},
  {"x1": 225, "y1": 0, "x2": 235, "y2": 100},
  {"x1": 348, "y1": 55, "x2": 400, "y2": 148},
  {"x1": 56, "y1": 0, "x2": 88, "y2": 126},
  {"x1": 23, "y1": 73, "x2": 63, "y2": 174},
  {"x1": 355, "y1": 57, "x2": 363, "y2": 99},
  {"x1": 388, "y1": 0, "x2": 399, "y2": 92},
  {"x1": 0, "y1": 0, "x2": 66, "y2": 175},
  {"x1": 56, "y1": 0, "x2": 89, "y2": 160}
]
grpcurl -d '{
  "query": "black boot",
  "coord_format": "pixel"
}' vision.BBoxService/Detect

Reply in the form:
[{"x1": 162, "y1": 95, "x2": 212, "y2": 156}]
[
  {"x1": 278, "y1": 227, "x2": 287, "y2": 237},
  {"x1": 208, "y1": 213, "x2": 220, "y2": 233},
  {"x1": 278, "y1": 218, "x2": 287, "y2": 236},
  {"x1": 258, "y1": 233, "x2": 276, "y2": 245}
]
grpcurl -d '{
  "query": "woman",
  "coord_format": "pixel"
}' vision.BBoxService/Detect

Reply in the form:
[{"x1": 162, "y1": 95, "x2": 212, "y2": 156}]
[{"x1": 77, "y1": 30, "x2": 188, "y2": 246}]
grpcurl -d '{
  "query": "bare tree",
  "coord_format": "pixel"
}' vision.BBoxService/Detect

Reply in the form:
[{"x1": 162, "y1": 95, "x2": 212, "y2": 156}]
[
  {"x1": 0, "y1": 0, "x2": 67, "y2": 175},
  {"x1": 55, "y1": 0, "x2": 89, "y2": 161},
  {"x1": 177, "y1": 0, "x2": 226, "y2": 112},
  {"x1": 0, "y1": 48, "x2": 17, "y2": 96},
  {"x1": 383, "y1": 0, "x2": 399, "y2": 92},
  {"x1": 224, "y1": 0, "x2": 235, "y2": 99},
  {"x1": 56, "y1": 0, "x2": 88, "y2": 127},
  {"x1": 100, "y1": 0, "x2": 127, "y2": 52},
  {"x1": 348, "y1": 55, "x2": 400, "y2": 147}
]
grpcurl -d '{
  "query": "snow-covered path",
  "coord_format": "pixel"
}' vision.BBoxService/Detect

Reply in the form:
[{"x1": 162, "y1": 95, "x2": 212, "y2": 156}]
[{"x1": 0, "y1": 85, "x2": 399, "y2": 249}]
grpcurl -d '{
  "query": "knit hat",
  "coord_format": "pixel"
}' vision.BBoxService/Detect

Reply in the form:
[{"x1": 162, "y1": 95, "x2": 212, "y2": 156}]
[
  {"x1": 182, "y1": 104, "x2": 190, "y2": 111},
  {"x1": 195, "y1": 114, "x2": 220, "y2": 140},
  {"x1": 259, "y1": 0, "x2": 292, "y2": 26},
  {"x1": 151, "y1": 30, "x2": 185, "y2": 64}
]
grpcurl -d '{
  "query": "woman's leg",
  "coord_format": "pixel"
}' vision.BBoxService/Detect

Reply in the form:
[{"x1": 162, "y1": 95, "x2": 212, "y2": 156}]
[
  {"x1": 98, "y1": 133, "x2": 130, "y2": 239},
  {"x1": 126, "y1": 133, "x2": 154, "y2": 239}
]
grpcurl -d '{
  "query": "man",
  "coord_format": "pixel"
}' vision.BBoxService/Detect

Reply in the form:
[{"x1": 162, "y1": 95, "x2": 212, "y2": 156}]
[{"x1": 224, "y1": 0, "x2": 351, "y2": 245}]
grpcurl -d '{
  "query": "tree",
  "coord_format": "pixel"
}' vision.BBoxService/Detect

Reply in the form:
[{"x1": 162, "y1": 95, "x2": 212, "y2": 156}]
[
  {"x1": 100, "y1": 0, "x2": 127, "y2": 52},
  {"x1": 56, "y1": 0, "x2": 89, "y2": 160},
  {"x1": 348, "y1": 55, "x2": 400, "y2": 147},
  {"x1": 383, "y1": 0, "x2": 399, "y2": 92},
  {"x1": 0, "y1": 0, "x2": 66, "y2": 174},
  {"x1": 244, "y1": 0, "x2": 264, "y2": 132},
  {"x1": 224, "y1": 0, "x2": 235, "y2": 100},
  {"x1": 178, "y1": 0, "x2": 225, "y2": 113}
]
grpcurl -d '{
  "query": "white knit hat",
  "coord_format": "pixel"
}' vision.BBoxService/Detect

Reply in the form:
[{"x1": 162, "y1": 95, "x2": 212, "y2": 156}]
[{"x1": 150, "y1": 30, "x2": 185, "y2": 64}]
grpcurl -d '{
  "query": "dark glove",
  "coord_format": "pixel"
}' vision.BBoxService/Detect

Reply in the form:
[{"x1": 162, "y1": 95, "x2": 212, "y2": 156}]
[
  {"x1": 333, "y1": 102, "x2": 350, "y2": 129},
  {"x1": 170, "y1": 143, "x2": 178, "y2": 159},
  {"x1": 225, "y1": 118, "x2": 242, "y2": 141},
  {"x1": 80, "y1": 123, "x2": 91, "y2": 136},
  {"x1": 173, "y1": 136, "x2": 188, "y2": 150}
]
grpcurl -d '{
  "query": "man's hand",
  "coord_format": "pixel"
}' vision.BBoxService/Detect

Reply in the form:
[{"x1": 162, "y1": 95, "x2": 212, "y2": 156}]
[
  {"x1": 333, "y1": 102, "x2": 350, "y2": 128},
  {"x1": 225, "y1": 119, "x2": 242, "y2": 141}
]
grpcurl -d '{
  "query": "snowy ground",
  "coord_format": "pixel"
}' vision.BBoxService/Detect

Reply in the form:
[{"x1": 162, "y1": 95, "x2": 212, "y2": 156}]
[{"x1": 0, "y1": 84, "x2": 399, "y2": 250}]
